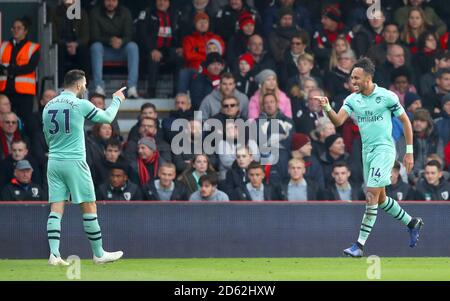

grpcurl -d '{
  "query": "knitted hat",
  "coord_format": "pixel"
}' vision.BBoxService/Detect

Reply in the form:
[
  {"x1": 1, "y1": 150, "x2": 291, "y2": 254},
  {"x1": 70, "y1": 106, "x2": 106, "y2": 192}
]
[
  {"x1": 278, "y1": 6, "x2": 295, "y2": 20},
  {"x1": 205, "y1": 52, "x2": 224, "y2": 66},
  {"x1": 404, "y1": 92, "x2": 421, "y2": 109},
  {"x1": 238, "y1": 53, "x2": 254, "y2": 69},
  {"x1": 322, "y1": 5, "x2": 341, "y2": 23},
  {"x1": 291, "y1": 133, "x2": 310, "y2": 151},
  {"x1": 207, "y1": 38, "x2": 224, "y2": 55},
  {"x1": 138, "y1": 137, "x2": 157, "y2": 151},
  {"x1": 238, "y1": 11, "x2": 255, "y2": 30},
  {"x1": 325, "y1": 134, "x2": 341, "y2": 150},
  {"x1": 194, "y1": 12, "x2": 209, "y2": 24},
  {"x1": 255, "y1": 69, "x2": 277, "y2": 85}
]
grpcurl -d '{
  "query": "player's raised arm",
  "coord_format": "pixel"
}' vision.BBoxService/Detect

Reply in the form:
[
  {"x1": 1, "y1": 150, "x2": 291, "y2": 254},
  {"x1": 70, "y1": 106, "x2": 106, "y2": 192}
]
[
  {"x1": 316, "y1": 96, "x2": 349, "y2": 127},
  {"x1": 81, "y1": 87, "x2": 127, "y2": 124},
  {"x1": 398, "y1": 112, "x2": 414, "y2": 174}
]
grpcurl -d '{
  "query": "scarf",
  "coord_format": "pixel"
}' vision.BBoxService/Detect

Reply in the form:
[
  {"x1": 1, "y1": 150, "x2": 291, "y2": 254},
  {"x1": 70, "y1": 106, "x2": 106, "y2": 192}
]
[
  {"x1": 156, "y1": 10, "x2": 172, "y2": 49},
  {"x1": 137, "y1": 150, "x2": 160, "y2": 185},
  {"x1": 0, "y1": 131, "x2": 21, "y2": 158}
]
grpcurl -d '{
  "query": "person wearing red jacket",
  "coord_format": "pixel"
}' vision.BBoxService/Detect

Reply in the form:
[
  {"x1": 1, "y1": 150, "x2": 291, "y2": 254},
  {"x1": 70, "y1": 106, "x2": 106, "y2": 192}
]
[{"x1": 178, "y1": 12, "x2": 225, "y2": 93}]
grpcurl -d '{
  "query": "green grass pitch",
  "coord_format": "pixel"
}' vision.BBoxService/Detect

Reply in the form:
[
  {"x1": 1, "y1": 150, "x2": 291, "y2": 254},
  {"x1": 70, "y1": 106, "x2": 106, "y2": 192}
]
[{"x1": 1, "y1": 258, "x2": 450, "y2": 281}]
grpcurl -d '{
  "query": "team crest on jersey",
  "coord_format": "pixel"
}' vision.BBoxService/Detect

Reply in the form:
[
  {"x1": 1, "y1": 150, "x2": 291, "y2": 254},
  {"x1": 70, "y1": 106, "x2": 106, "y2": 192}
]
[
  {"x1": 375, "y1": 97, "x2": 382, "y2": 104},
  {"x1": 396, "y1": 192, "x2": 403, "y2": 201},
  {"x1": 31, "y1": 188, "x2": 39, "y2": 197},
  {"x1": 124, "y1": 192, "x2": 131, "y2": 201},
  {"x1": 442, "y1": 191, "x2": 449, "y2": 200}
]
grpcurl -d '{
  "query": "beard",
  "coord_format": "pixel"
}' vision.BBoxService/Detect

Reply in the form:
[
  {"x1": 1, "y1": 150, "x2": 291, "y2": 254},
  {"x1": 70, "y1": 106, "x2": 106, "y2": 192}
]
[{"x1": 77, "y1": 87, "x2": 87, "y2": 99}]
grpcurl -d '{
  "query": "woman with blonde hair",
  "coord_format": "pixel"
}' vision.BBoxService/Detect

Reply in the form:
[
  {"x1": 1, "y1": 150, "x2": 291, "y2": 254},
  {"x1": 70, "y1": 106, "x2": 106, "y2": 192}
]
[
  {"x1": 329, "y1": 34, "x2": 352, "y2": 71},
  {"x1": 401, "y1": 7, "x2": 433, "y2": 54},
  {"x1": 248, "y1": 69, "x2": 292, "y2": 120}
]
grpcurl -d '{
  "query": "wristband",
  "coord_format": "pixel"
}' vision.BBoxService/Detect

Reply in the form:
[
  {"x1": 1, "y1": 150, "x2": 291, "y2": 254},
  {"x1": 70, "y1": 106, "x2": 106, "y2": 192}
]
[
  {"x1": 406, "y1": 144, "x2": 413, "y2": 154},
  {"x1": 323, "y1": 104, "x2": 332, "y2": 113}
]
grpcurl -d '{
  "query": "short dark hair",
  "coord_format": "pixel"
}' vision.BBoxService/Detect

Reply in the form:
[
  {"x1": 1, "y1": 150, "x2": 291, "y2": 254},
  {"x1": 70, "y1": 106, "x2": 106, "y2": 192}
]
[
  {"x1": 247, "y1": 161, "x2": 265, "y2": 173},
  {"x1": 141, "y1": 102, "x2": 156, "y2": 112},
  {"x1": 391, "y1": 66, "x2": 411, "y2": 83},
  {"x1": 105, "y1": 139, "x2": 121, "y2": 150},
  {"x1": 220, "y1": 72, "x2": 235, "y2": 83},
  {"x1": 352, "y1": 57, "x2": 375, "y2": 77},
  {"x1": 64, "y1": 69, "x2": 86, "y2": 88},
  {"x1": 393, "y1": 161, "x2": 401, "y2": 171},
  {"x1": 332, "y1": 161, "x2": 349, "y2": 171},
  {"x1": 109, "y1": 162, "x2": 129, "y2": 175},
  {"x1": 436, "y1": 67, "x2": 450, "y2": 78},
  {"x1": 383, "y1": 22, "x2": 399, "y2": 31},
  {"x1": 89, "y1": 93, "x2": 106, "y2": 102},
  {"x1": 426, "y1": 160, "x2": 442, "y2": 171},
  {"x1": 199, "y1": 173, "x2": 218, "y2": 186},
  {"x1": 291, "y1": 30, "x2": 310, "y2": 47}
]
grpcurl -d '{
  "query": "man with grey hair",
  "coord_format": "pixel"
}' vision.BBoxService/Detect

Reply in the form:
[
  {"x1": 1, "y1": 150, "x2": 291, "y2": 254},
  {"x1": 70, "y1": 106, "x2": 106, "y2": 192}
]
[
  {"x1": 162, "y1": 93, "x2": 194, "y2": 143},
  {"x1": 294, "y1": 87, "x2": 326, "y2": 134},
  {"x1": 375, "y1": 43, "x2": 415, "y2": 88}
]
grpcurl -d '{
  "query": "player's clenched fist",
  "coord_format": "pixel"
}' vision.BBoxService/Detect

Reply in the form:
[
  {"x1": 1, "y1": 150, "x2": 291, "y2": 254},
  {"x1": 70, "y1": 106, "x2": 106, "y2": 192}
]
[
  {"x1": 313, "y1": 96, "x2": 329, "y2": 108},
  {"x1": 113, "y1": 87, "x2": 127, "y2": 102}
]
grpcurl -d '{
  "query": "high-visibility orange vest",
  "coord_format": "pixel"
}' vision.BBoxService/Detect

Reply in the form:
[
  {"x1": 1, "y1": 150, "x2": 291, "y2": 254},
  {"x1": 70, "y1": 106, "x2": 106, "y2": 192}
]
[{"x1": 0, "y1": 40, "x2": 40, "y2": 95}]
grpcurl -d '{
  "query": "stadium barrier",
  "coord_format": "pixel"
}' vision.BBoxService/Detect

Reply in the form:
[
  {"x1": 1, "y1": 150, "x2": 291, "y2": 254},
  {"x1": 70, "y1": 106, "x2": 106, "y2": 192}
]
[{"x1": 1, "y1": 201, "x2": 449, "y2": 258}]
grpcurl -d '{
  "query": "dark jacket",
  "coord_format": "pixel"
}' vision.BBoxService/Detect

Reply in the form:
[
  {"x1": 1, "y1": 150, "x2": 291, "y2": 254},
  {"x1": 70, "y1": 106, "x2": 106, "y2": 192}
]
[
  {"x1": 221, "y1": 161, "x2": 249, "y2": 197},
  {"x1": 123, "y1": 133, "x2": 172, "y2": 163},
  {"x1": 351, "y1": 23, "x2": 383, "y2": 58},
  {"x1": 129, "y1": 156, "x2": 165, "y2": 185},
  {"x1": 176, "y1": 1, "x2": 215, "y2": 41},
  {"x1": 263, "y1": 2, "x2": 312, "y2": 37},
  {"x1": 1, "y1": 178, "x2": 46, "y2": 201},
  {"x1": 233, "y1": 70, "x2": 258, "y2": 98},
  {"x1": 142, "y1": 180, "x2": 189, "y2": 201},
  {"x1": 321, "y1": 183, "x2": 365, "y2": 201},
  {"x1": 161, "y1": 108, "x2": 194, "y2": 143},
  {"x1": 89, "y1": 4, "x2": 134, "y2": 46},
  {"x1": 303, "y1": 155, "x2": 326, "y2": 190},
  {"x1": 386, "y1": 179, "x2": 417, "y2": 201},
  {"x1": 279, "y1": 179, "x2": 320, "y2": 201},
  {"x1": 96, "y1": 181, "x2": 143, "y2": 201},
  {"x1": 189, "y1": 71, "x2": 220, "y2": 110},
  {"x1": 50, "y1": 4, "x2": 90, "y2": 46},
  {"x1": 415, "y1": 178, "x2": 450, "y2": 201},
  {"x1": 226, "y1": 31, "x2": 252, "y2": 73},
  {"x1": 319, "y1": 152, "x2": 364, "y2": 188},
  {"x1": 233, "y1": 183, "x2": 282, "y2": 201},
  {"x1": 91, "y1": 156, "x2": 130, "y2": 187},
  {"x1": 324, "y1": 67, "x2": 351, "y2": 100},
  {"x1": 268, "y1": 25, "x2": 304, "y2": 63},
  {"x1": 0, "y1": 154, "x2": 41, "y2": 187},
  {"x1": 435, "y1": 111, "x2": 450, "y2": 143}
]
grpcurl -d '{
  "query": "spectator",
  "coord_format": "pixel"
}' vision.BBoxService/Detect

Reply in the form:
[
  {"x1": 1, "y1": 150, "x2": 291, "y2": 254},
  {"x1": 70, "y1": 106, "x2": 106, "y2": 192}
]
[
  {"x1": 244, "y1": 34, "x2": 277, "y2": 76},
  {"x1": 221, "y1": 145, "x2": 255, "y2": 197},
  {"x1": 85, "y1": 93, "x2": 121, "y2": 138},
  {"x1": 233, "y1": 162, "x2": 282, "y2": 201},
  {"x1": 143, "y1": 162, "x2": 189, "y2": 201},
  {"x1": 178, "y1": 12, "x2": 224, "y2": 93},
  {"x1": 190, "y1": 52, "x2": 226, "y2": 108},
  {"x1": 389, "y1": 66, "x2": 417, "y2": 107},
  {"x1": 374, "y1": 44, "x2": 414, "y2": 88},
  {"x1": 226, "y1": 11, "x2": 256, "y2": 71},
  {"x1": 312, "y1": 5, "x2": 353, "y2": 72},
  {"x1": 177, "y1": 0, "x2": 216, "y2": 42},
  {"x1": 394, "y1": 0, "x2": 447, "y2": 37},
  {"x1": 206, "y1": 96, "x2": 245, "y2": 140},
  {"x1": 248, "y1": 69, "x2": 291, "y2": 120},
  {"x1": 127, "y1": 103, "x2": 161, "y2": 143},
  {"x1": 423, "y1": 68, "x2": 450, "y2": 118},
  {"x1": 89, "y1": 0, "x2": 139, "y2": 98},
  {"x1": 386, "y1": 161, "x2": 417, "y2": 201},
  {"x1": 137, "y1": 0, "x2": 183, "y2": 98},
  {"x1": 124, "y1": 117, "x2": 171, "y2": 163},
  {"x1": 162, "y1": 93, "x2": 194, "y2": 143},
  {"x1": 0, "y1": 139, "x2": 41, "y2": 186},
  {"x1": 325, "y1": 49, "x2": 356, "y2": 100},
  {"x1": 267, "y1": 6, "x2": 303, "y2": 64},
  {"x1": 96, "y1": 163, "x2": 143, "y2": 201},
  {"x1": 178, "y1": 153, "x2": 217, "y2": 196},
  {"x1": 435, "y1": 94, "x2": 450, "y2": 143},
  {"x1": 1, "y1": 160, "x2": 46, "y2": 201},
  {"x1": 189, "y1": 173, "x2": 229, "y2": 201},
  {"x1": 214, "y1": 0, "x2": 262, "y2": 43},
  {"x1": 281, "y1": 32, "x2": 311, "y2": 88},
  {"x1": 288, "y1": 76, "x2": 319, "y2": 117},
  {"x1": 0, "y1": 17, "x2": 40, "y2": 138},
  {"x1": 255, "y1": 92, "x2": 294, "y2": 182},
  {"x1": 403, "y1": 92, "x2": 423, "y2": 121},
  {"x1": 329, "y1": 34, "x2": 353, "y2": 71},
  {"x1": 351, "y1": 8, "x2": 386, "y2": 58},
  {"x1": 199, "y1": 73, "x2": 249, "y2": 120},
  {"x1": 413, "y1": 31, "x2": 440, "y2": 75},
  {"x1": 286, "y1": 53, "x2": 322, "y2": 96},
  {"x1": 319, "y1": 134, "x2": 363, "y2": 187},
  {"x1": 280, "y1": 158, "x2": 320, "y2": 201},
  {"x1": 233, "y1": 53, "x2": 258, "y2": 98},
  {"x1": 85, "y1": 123, "x2": 119, "y2": 167},
  {"x1": 91, "y1": 139, "x2": 129, "y2": 186},
  {"x1": 396, "y1": 108, "x2": 444, "y2": 182},
  {"x1": 50, "y1": 0, "x2": 90, "y2": 86},
  {"x1": 415, "y1": 160, "x2": 450, "y2": 201},
  {"x1": 400, "y1": 7, "x2": 433, "y2": 55},
  {"x1": 366, "y1": 22, "x2": 409, "y2": 66},
  {"x1": 418, "y1": 50, "x2": 450, "y2": 96},
  {"x1": 0, "y1": 112, "x2": 28, "y2": 161},
  {"x1": 294, "y1": 88, "x2": 326, "y2": 135},
  {"x1": 0, "y1": 94, "x2": 24, "y2": 133},
  {"x1": 129, "y1": 137, "x2": 165, "y2": 186},
  {"x1": 310, "y1": 117, "x2": 336, "y2": 159},
  {"x1": 263, "y1": 0, "x2": 312, "y2": 37},
  {"x1": 321, "y1": 161, "x2": 365, "y2": 201}
]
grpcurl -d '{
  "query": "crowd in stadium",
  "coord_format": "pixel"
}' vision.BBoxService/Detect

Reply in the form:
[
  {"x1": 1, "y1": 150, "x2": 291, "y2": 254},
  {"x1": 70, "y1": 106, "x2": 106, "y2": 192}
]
[{"x1": 0, "y1": 0, "x2": 449, "y2": 202}]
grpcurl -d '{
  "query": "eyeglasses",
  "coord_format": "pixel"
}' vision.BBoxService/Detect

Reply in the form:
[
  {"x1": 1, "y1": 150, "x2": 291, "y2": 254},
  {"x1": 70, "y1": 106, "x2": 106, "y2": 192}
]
[
  {"x1": 222, "y1": 103, "x2": 237, "y2": 108},
  {"x1": 4, "y1": 121, "x2": 17, "y2": 125}
]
